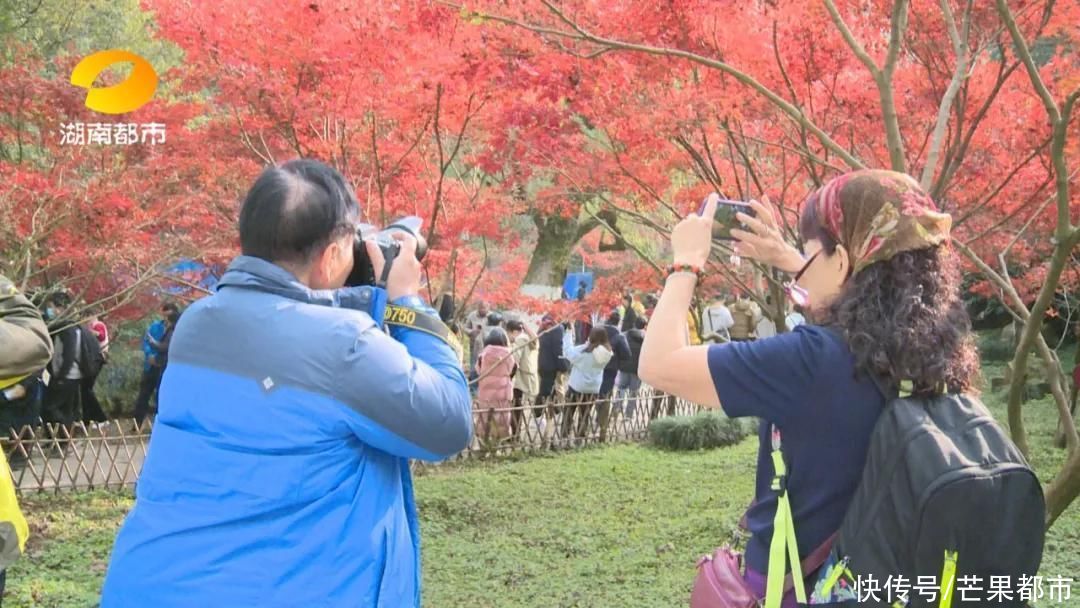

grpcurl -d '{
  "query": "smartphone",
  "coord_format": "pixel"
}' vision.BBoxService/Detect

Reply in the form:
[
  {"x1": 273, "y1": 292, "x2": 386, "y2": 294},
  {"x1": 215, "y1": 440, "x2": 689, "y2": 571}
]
[{"x1": 698, "y1": 197, "x2": 756, "y2": 241}]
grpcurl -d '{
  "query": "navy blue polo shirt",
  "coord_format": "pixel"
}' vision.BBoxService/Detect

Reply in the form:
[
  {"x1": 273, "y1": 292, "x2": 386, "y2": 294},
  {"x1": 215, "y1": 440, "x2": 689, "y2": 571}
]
[{"x1": 707, "y1": 325, "x2": 885, "y2": 575}]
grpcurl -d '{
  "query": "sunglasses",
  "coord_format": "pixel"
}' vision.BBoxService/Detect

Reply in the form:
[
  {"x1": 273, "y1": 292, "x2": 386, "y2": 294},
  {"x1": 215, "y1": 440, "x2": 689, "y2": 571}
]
[{"x1": 784, "y1": 251, "x2": 820, "y2": 308}]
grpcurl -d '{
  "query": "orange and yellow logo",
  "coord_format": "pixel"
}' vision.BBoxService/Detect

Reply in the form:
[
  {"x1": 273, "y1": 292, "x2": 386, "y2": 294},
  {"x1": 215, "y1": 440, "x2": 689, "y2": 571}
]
[{"x1": 70, "y1": 49, "x2": 158, "y2": 115}]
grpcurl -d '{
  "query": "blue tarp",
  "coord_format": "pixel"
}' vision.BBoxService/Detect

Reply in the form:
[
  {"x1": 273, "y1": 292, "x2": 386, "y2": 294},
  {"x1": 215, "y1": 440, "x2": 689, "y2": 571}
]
[
  {"x1": 563, "y1": 272, "x2": 593, "y2": 300},
  {"x1": 159, "y1": 259, "x2": 221, "y2": 295}
]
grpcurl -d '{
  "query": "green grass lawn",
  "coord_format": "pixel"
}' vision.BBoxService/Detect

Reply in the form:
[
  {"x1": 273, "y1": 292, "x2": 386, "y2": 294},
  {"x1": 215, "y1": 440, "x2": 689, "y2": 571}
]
[{"x1": 6, "y1": 355, "x2": 1080, "y2": 607}]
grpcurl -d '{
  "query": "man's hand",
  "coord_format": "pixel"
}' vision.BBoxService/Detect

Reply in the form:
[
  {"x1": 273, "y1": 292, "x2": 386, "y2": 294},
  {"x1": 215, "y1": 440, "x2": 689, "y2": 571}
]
[{"x1": 366, "y1": 232, "x2": 422, "y2": 301}]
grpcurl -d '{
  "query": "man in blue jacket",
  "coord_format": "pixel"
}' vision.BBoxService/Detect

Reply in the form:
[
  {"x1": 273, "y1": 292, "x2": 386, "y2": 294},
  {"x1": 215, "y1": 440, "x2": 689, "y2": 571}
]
[
  {"x1": 132, "y1": 301, "x2": 180, "y2": 426},
  {"x1": 101, "y1": 159, "x2": 473, "y2": 608}
]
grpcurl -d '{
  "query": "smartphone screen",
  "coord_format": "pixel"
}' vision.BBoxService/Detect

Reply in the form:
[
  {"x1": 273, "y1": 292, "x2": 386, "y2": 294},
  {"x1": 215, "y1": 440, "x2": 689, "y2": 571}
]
[{"x1": 698, "y1": 197, "x2": 756, "y2": 241}]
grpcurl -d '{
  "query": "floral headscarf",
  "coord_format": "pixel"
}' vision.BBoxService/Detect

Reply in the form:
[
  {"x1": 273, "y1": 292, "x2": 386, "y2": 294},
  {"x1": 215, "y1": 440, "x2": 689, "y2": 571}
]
[{"x1": 801, "y1": 170, "x2": 952, "y2": 275}]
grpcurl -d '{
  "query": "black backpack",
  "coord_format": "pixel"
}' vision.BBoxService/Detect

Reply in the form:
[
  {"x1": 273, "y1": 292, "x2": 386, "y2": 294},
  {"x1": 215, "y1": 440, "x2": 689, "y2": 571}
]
[
  {"x1": 828, "y1": 390, "x2": 1045, "y2": 607},
  {"x1": 78, "y1": 325, "x2": 106, "y2": 379}
]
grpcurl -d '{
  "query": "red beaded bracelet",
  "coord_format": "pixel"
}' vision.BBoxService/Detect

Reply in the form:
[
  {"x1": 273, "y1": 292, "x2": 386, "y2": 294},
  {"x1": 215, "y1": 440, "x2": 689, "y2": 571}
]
[{"x1": 666, "y1": 263, "x2": 703, "y2": 279}]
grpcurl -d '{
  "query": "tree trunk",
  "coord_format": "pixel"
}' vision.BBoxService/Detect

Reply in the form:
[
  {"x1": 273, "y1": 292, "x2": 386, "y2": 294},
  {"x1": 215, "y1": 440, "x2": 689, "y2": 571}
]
[
  {"x1": 1045, "y1": 447, "x2": 1080, "y2": 528},
  {"x1": 523, "y1": 214, "x2": 581, "y2": 288},
  {"x1": 1006, "y1": 243, "x2": 1075, "y2": 458}
]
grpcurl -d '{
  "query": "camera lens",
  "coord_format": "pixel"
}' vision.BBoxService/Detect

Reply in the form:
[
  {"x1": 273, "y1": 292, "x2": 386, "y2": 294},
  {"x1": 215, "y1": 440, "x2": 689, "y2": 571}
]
[{"x1": 384, "y1": 223, "x2": 428, "y2": 261}]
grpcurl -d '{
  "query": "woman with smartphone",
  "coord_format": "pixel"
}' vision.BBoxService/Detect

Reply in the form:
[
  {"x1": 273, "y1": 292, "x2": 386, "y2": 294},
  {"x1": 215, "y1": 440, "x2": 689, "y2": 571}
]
[{"x1": 639, "y1": 170, "x2": 976, "y2": 607}]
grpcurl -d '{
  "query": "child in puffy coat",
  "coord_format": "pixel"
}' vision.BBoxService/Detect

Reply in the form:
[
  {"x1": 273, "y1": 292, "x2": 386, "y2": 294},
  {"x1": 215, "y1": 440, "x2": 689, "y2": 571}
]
[{"x1": 476, "y1": 328, "x2": 516, "y2": 443}]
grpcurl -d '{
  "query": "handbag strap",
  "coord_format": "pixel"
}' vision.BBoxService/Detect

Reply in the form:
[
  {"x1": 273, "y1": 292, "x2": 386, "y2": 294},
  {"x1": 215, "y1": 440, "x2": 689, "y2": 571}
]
[{"x1": 781, "y1": 531, "x2": 838, "y2": 594}]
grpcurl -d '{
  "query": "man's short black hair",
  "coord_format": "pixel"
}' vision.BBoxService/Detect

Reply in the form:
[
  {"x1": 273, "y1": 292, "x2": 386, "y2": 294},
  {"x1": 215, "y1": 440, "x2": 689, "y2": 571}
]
[
  {"x1": 162, "y1": 302, "x2": 180, "y2": 314},
  {"x1": 48, "y1": 291, "x2": 72, "y2": 307},
  {"x1": 635, "y1": 316, "x2": 647, "y2": 330},
  {"x1": 238, "y1": 159, "x2": 360, "y2": 266}
]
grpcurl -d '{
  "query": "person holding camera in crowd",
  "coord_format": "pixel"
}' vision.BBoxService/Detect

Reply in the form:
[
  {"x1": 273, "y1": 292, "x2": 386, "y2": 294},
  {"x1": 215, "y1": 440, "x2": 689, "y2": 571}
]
[
  {"x1": 464, "y1": 300, "x2": 490, "y2": 379},
  {"x1": 0, "y1": 274, "x2": 50, "y2": 597},
  {"x1": 639, "y1": 172, "x2": 973, "y2": 607},
  {"x1": 101, "y1": 159, "x2": 472, "y2": 608}
]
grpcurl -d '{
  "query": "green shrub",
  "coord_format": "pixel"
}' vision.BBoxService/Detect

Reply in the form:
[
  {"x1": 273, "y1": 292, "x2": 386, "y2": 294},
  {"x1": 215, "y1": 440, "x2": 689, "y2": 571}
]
[
  {"x1": 648, "y1": 410, "x2": 750, "y2": 451},
  {"x1": 97, "y1": 351, "x2": 142, "y2": 417},
  {"x1": 96, "y1": 322, "x2": 148, "y2": 417},
  {"x1": 978, "y1": 330, "x2": 1016, "y2": 362}
]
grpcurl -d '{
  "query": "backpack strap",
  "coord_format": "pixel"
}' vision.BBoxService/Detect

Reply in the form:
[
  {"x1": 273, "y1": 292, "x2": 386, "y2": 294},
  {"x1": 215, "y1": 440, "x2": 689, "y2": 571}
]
[
  {"x1": 939, "y1": 550, "x2": 958, "y2": 608},
  {"x1": 763, "y1": 426, "x2": 843, "y2": 606}
]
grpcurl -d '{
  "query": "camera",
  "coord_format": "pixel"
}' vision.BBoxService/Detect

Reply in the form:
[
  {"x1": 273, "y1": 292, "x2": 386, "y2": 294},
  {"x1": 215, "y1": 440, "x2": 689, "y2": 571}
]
[
  {"x1": 698, "y1": 197, "x2": 756, "y2": 241},
  {"x1": 345, "y1": 216, "x2": 429, "y2": 287}
]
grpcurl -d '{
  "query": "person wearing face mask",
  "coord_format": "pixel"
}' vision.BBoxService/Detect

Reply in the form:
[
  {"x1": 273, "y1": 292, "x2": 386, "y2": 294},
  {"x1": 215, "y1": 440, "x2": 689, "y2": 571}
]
[
  {"x1": 41, "y1": 292, "x2": 85, "y2": 442},
  {"x1": 640, "y1": 171, "x2": 975, "y2": 607},
  {"x1": 101, "y1": 159, "x2": 471, "y2": 608}
]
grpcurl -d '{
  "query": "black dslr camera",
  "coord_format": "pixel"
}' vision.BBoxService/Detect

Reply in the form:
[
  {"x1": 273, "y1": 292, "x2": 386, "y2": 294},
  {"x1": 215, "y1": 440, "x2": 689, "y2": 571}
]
[{"x1": 345, "y1": 216, "x2": 429, "y2": 287}]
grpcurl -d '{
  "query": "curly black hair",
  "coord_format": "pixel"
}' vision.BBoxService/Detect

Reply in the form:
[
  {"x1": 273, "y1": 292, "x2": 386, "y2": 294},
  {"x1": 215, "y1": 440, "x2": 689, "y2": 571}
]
[{"x1": 801, "y1": 210, "x2": 979, "y2": 396}]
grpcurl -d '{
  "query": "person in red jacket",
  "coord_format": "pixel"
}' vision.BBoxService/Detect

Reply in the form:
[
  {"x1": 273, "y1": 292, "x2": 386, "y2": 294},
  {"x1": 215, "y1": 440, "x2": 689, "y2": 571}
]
[
  {"x1": 89, "y1": 317, "x2": 109, "y2": 354},
  {"x1": 82, "y1": 316, "x2": 109, "y2": 426}
]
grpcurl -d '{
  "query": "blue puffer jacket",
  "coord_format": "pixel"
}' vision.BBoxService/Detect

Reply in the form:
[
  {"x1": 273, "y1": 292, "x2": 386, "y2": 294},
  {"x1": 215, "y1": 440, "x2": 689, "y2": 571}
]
[{"x1": 100, "y1": 256, "x2": 472, "y2": 608}]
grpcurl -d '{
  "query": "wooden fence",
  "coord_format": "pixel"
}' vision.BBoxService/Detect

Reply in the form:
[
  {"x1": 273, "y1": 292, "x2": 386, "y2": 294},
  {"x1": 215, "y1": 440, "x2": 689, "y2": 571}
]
[{"x1": 3, "y1": 388, "x2": 701, "y2": 494}]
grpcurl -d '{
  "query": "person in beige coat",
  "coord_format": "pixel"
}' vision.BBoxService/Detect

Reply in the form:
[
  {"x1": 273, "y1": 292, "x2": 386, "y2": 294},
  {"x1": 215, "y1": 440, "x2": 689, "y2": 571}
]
[{"x1": 507, "y1": 318, "x2": 539, "y2": 436}]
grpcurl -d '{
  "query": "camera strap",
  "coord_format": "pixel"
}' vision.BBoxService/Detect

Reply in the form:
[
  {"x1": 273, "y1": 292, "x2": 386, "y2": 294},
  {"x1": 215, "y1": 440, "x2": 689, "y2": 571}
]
[
  {"x1": 376, "y1": 246, "x2": 398, "y2": 289},
  {"x1": 384, "y1": 304, "x2": 463, "y2": 359}
]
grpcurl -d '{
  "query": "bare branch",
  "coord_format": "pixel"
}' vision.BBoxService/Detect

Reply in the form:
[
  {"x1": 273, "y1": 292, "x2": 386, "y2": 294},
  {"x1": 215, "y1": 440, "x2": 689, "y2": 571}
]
[
  {"x1": 921, "y1": 0, "x2": 973, "y2": 190},
  {"x1": 955, "y1": 136, "x2": 1052, "y2": 227},
  {"x1": 822, "y1": 0, "x2": 909, "y2": 171},
  {"x1": 582, "y1": 205, "x2": 663, "y2": 277},
  {"x1": 883, "y1": 0, "x2": 911, "y2": 77},
  {"x1": 822, "y1": 0, "x2": 880, "y2": 77},
  {"x1": 996, "y1": 0, "x2": 1061, "y2": 123}
]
